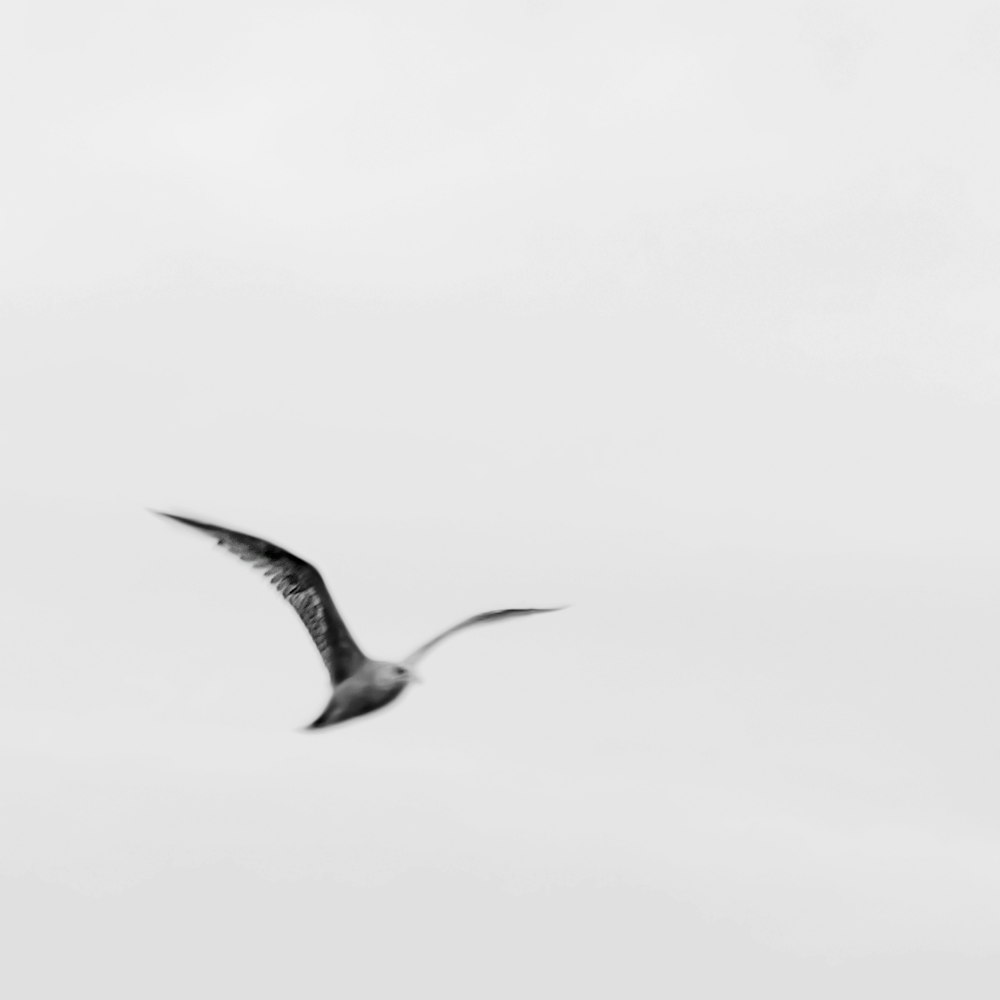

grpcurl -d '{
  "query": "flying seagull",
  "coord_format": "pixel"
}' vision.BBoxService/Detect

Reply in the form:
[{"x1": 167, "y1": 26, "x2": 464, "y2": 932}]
[{"x1": 154, "y1": 512, "x2": 562, "y2": 729}]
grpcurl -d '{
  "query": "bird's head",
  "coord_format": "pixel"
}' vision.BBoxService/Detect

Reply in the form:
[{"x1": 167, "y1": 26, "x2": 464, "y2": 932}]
[{"x1": 379, "y1": 662, "x2": 420, "y2": 688}]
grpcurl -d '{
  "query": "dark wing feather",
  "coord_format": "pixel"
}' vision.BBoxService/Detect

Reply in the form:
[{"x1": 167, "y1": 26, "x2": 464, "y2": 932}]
[
  {"x1": 402, "y1": 607, "x2": 565, "y2": 669},
  {"x1": 155, "y1": 512, "x2": 366, "y2": 686}
]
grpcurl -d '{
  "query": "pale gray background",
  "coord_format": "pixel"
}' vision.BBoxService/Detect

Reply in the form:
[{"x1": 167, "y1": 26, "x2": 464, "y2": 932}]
[{"x1": 3, "y1": 2, "x2": 1000, "y2": 997}]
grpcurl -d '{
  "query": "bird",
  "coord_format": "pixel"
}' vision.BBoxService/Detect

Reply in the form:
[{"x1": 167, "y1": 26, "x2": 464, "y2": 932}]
[{"x1": 154, "y1": 512, "x2": 563, "y2": 729}]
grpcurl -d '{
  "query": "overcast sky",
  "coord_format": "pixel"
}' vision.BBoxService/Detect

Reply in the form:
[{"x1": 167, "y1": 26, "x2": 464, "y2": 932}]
[{"x1": 4, "y1": 2, "x2": 1000, "y2": 997}]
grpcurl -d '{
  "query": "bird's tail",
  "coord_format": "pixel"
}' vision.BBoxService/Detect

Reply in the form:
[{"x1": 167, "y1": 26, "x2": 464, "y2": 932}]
[{"x1": 303, "y1": 697, "x2": 336, "y2": 732}]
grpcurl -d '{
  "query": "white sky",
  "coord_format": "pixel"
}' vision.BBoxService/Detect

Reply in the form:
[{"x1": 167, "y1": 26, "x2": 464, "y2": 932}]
[{"x1": 4, "y1": 1, "x2": 1000, "y2": 996}]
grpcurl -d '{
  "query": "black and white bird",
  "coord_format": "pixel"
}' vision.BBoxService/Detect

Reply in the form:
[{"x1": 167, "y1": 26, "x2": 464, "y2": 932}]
[{"x1": 154, "y1": 513, "x2": 562, "y2": 729}]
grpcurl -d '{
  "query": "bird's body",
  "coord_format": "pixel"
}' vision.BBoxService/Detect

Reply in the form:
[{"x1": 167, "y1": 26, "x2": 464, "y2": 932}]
[
  {"x1": 309, "y1": 660, "x2": 409, "y2": 728},
  {"x1": 154, "y1": 512, "x2": 561, "y2": 729}
]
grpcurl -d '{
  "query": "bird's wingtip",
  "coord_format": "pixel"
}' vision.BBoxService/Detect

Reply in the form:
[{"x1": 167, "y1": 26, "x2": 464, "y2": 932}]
[{"x1": 151, "y1": 510, "x2": 204, "y2": 529}]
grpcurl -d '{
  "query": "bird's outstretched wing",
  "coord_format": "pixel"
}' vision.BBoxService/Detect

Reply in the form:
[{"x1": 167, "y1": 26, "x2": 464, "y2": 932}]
[
  {"x1": 402, "y1": 607, "x2": 564, "y2": 669},
  {"x1": 154, "y1": 512, "x2": 366, "y2": 686}
]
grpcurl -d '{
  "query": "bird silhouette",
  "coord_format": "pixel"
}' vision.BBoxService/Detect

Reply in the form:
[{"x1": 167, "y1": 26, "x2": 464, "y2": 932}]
[{"x1": 154, "y1": 512, "x2": 562, "y2": 729}]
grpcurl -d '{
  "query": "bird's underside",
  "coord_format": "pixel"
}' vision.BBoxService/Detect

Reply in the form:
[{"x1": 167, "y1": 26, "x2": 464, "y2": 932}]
[{"x1": 154, "y1": 512, "x2": 562, "y2": 729}]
